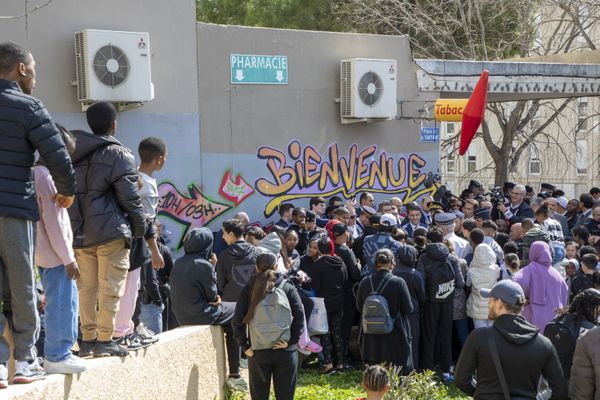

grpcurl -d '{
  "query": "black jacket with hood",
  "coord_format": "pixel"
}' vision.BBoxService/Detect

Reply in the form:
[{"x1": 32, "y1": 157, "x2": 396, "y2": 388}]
[
  {"x1": 171, "y1": 227, "x2": 229, "y2": 326},
  {"x1": 216, "y1": 239, "x2": 262, "y2": 302},
  {"x1": 455, "y1": 314, "x2": 568, "y2": 400},
  {"x1": 393, "y1": 244, "x2": 426, "y2": 314},
  {"x1": 232, "y1": 273, "x2": 305, "y2": 352},
  {"x1": 310, "y1": 254, "x2": 348, "y2": 313},
  {"x1": 67, "y1": 130, "x2": 146, "y2": 248},
  {"x1": 417, "y1": 242, "x2": 465, "y2": 303}
]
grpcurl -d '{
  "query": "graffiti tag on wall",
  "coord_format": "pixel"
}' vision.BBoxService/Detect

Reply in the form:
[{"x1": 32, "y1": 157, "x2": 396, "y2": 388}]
[
  {"x1": 158, "y1": 182, "x2": 231, "y2": 247},
  {"x1": 256, "y1": 140, "x2": 435, "y2": 217},
  {"x1": 219, "y1": 170, "x2": 255, "y2": 206}
]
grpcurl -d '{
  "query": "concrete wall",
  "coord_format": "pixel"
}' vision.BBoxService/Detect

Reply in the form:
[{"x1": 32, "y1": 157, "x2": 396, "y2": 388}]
[
  {"x1": 0, "y1": 2, "x2": 440, "y2": 251},
  {"x1": 189, "y1": 24, "x2": 438, "y2": 246},
  {"x1": 5, "y1": 326, "x2": 227, "y2": 400}
]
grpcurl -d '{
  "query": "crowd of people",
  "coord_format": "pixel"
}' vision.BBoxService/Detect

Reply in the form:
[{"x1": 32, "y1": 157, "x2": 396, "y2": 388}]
[{"x1": 1, "y1": 39, "x2": 600, "y2": 400}]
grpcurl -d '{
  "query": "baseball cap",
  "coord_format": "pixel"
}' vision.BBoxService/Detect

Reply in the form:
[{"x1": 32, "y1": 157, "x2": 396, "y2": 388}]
[
  {"x1": 380, "y1": 213, "x2": 397, "y2": 227},
  {"x1": 305, "y1": 210, "x2": 316, "y2": 222},
  {"x1": 480, "y1": 280, "x2": 526, "y2": 306},
  {"x1": 556, "y1": 196, "x2": 568, "y2": 209}
]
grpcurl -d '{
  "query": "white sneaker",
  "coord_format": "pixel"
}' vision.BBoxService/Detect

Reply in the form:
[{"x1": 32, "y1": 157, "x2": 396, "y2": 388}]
[
  {"x1": 0, "y1": 364, "x2": 7, "y2": 389},
  {"x1": 45, "y1": 355, "x2": 87, "y2": 375},
  {"x1": 13, "y1": 359, "x2": 46, "y2": 384}
]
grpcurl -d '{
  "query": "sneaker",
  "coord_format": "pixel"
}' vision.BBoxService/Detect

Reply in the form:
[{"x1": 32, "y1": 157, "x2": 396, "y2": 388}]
[
  {"x1": 135, "y1": 323, "x2": 159, "y2": 344},
  {"x1": 93, "y1": 341, "x2": 129, "y2": 357},
  {"x1": 13, "y1": 359, "x2": 46, "y2": 384},
  {"x1": 44, "y1": 355, "x2": 87, "y2": 375},
  {"x1": 78, "y1": 340, "x2": 96, "y2": 358},
  {"x1": 442, "y1": 372, "x2": 454, "y2": 384},
  {"x1": 0, "y1": 363, "x2": 7, "y2": 389},
  {"x1": 226, "y1": 376, "x2": 249, "y2": 392},
  {"x1": 114, "y1": 334, "x2": 144, "y2": 350},
  {"x1": 239, "y1": 358, "x2": 248, "y2": 369}
]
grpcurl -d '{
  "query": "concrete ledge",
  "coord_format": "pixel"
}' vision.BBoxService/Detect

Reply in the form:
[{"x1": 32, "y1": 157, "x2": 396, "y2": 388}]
[{"x1": 4, "y1": 325, "x2": 226, "y2": 400}]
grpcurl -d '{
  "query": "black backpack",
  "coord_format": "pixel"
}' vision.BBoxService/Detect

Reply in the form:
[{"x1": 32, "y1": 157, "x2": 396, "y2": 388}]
[
  {"x1": 544, "y1": 313, "x2": 595, "y2": 378},
  {"x1": 426, "y1": 256, "x2": 456, "y2": 303}
]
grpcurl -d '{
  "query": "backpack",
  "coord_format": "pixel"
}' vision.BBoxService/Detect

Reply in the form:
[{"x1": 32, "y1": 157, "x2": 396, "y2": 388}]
[
  {"x1": 544, "y1": 313, "x2": 595, "y2": 378},
  {"x1": 361, "y1": 275, "x2": 394, "y2": 335},
  {"x1": 248, "y1": 280, "x2": 293, "y2": 350},
  {"x1": 426, "y1": 256, "x2": 456, "y2": 303}
]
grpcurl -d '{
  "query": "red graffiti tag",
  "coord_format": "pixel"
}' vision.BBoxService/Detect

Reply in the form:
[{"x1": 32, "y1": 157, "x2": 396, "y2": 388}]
[{"x1": 219, "y1": 170, "x2": 254, "y2": 206}]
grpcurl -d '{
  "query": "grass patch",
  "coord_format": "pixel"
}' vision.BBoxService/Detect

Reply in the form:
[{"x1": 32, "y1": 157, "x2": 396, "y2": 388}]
[{"x1": 226, "y1": 367, "x2": 471, "y2": 399}]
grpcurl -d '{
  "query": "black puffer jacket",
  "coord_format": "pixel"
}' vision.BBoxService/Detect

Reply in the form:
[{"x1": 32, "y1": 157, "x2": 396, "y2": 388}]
[
  {"x1": 67, "y1": 130, "x2": 146, "y2": 248},
  {"x1": 216, "y1": 240, "x2": 262, "y2": 302},
  {"x1": 0, "y1": 80, "x2": 75, "y2": 220}
]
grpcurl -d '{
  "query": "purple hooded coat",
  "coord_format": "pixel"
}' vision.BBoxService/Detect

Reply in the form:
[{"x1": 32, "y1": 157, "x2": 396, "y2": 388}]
[{"x1": 513, "y1": 241, "x2": 568, "y2": 333}]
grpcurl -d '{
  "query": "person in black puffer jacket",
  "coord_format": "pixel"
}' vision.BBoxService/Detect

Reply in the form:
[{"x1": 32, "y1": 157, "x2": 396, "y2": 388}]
[
  {"x1": 0, "y1": 41, "x2": 76, "y2": 381},
  {"x1": 68, "y1": 101, "x2": 146, "y2": 358}
]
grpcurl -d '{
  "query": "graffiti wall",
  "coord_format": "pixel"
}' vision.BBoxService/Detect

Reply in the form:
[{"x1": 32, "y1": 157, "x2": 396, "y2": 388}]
[{"x1": 157, "y1": 140, "x2": 437, "y2": 248}]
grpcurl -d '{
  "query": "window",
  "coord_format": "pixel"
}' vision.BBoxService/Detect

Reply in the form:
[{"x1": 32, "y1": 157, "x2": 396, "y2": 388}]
[
  {"x1": 577, "y1": 99, "x2": 589, "y2": 131},
  {"x1": 529, "y1": 144, "x2": 541, "y2": 175},
  {"x1": 576, "y1": 139, "x2": 588, "y2": 175},
  {"x1": 446, "y1": 122, "x2": 456, "y2": 135},
  {"x1": 446, "y1": 144, "x2": 455, "y2": 174},
  {"x1": 467, "y1": 145, "x2": 477, "y2": 173}
]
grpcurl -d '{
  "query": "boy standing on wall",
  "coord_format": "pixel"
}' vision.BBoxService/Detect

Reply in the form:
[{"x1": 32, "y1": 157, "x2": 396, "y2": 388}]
[
  {"x1": 137, "y1": 137, "x2": 169, "y2": 334},
  {"x1": 68, "y1": 101, "x2": 147, "y2": 357}
]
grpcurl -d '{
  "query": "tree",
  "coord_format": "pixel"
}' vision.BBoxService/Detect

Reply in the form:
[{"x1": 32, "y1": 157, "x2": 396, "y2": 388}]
[
  {"x1": 196, "y1": 0, "x2": 348, "y2": 32},
  {"x1": 337, "y1": 0, "x2": 600, "y2": 185}
]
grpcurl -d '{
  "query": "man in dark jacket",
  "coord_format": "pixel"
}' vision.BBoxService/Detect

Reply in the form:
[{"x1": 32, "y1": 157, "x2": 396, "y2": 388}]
[
  {"x1": 0, "y1": 41, "x2": 75, "y2": 384},
  {"x1": 417, "y1": 227, "x2": 465, "y2": 381},
  {"x1": 496, "y1": 184, "x2": 534, "y2": 228},
  {"x1": 394, "y1": 244, "x2": 426, "y2": 371},
  {"x1": 455, "y1": 280, "x2": 568, "y2": 400},
  {"x1": 216, "y1": 218, "x2": 262, "y2": 303},
  {"x1": 171, "y1": 227, "x2": 246, "y2": 391},
  {"x1": 68, "y1": 101, "x2": 146, "y2": 358}
]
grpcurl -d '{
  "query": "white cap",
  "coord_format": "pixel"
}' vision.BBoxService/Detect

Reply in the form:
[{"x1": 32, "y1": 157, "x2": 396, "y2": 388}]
[
  {"x1": 557, "y1": 196, "x2": 568, "y2": 209},
  {"x1": 380, "y1": 213, "x2": 398, "y2": 227}
]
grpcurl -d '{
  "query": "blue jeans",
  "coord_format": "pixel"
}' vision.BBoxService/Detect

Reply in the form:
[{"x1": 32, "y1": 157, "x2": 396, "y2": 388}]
[
  {"x1": 139, "y1": 302, "x2": 164, "y2": 334},
  {"x1": 39, "y1": 266, "x2": 78, "y2": 362}
]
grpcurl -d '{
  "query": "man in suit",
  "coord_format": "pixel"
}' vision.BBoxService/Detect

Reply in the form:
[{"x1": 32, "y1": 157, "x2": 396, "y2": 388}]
[
  {"x1": 496, "y1": 184, "x2": 534, "y2": 228},
  {"x1": 402, "y1": 203, "x2": 428, "y2": 237},
  {"x1": 574, "y1": 193, "x2": 594, "y2": 230}
]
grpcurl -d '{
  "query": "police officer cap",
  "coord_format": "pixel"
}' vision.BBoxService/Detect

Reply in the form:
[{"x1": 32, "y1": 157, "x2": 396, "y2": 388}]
[
  {"x1": 434, "y1": 212, "x2": 456, "y2": 225},
  {"x1": 360, "y1": 205, "x2": 377, "y2": 216},
  {"x1": 428, "y1": 201, "x2": 444, "y2": 211},
  {"x1": 541, "y1": 183, "x2": 555, "y2": 191},
  {"x1": 474, "y1": 208, "x2": 491, "y2": 220},
  {"x1": 453, "y1": 210, "x2": 465, "y2": 219},
  {"x1": 469, "y1": 180, "x2": 482, "y2": 188}
]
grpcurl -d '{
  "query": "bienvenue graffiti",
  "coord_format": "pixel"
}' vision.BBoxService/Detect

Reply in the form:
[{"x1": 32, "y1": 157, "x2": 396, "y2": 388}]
[
  {"x1": 256, "y1": 140, "x2": 435, "y2": 217},
  {"x1": 157, "y1": 182, "x2": 231, "y2": 248}
]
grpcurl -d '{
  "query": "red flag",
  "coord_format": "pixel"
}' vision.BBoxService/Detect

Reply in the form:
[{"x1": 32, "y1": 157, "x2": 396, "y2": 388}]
[{"x1": 459, "y1": 70, "x2": 489, "y2": 155}]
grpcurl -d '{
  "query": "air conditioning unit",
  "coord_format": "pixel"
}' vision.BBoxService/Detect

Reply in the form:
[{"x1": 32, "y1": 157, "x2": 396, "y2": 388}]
[
  {"x1": 340, "y1": 58, "x2": 397, "y2": 121},
  {"x1": 74, "y1": 29, "x2": 154, "y2": 103}
]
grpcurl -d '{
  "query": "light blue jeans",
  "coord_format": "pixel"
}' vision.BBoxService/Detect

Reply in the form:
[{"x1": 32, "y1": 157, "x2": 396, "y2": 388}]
[
  {"x1": 39, "y1": 265, "x2": 78, "y2": 362},
  {"x1": 139, "y1": 302, "x2": 164, "y2": 334}
]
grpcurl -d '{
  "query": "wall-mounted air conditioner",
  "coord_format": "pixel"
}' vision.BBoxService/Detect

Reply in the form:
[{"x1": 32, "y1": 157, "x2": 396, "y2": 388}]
[
  {"x1": 340, "y1": 58, "x2": 397, "y2": 122},
  {"x1": 75, "y1": 29, "x2": 154, "y2": 104}
]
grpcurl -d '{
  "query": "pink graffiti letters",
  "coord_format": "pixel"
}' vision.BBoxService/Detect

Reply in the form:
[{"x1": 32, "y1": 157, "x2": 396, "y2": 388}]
[{"x1": 157, "y1": 182, "x2": 231, "y2": 248}]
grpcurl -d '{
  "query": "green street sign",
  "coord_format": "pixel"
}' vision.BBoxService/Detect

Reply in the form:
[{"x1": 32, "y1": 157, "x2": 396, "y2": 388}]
[{"x1": 230, "y1": 54, "x2": 288, "y2": 85}]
